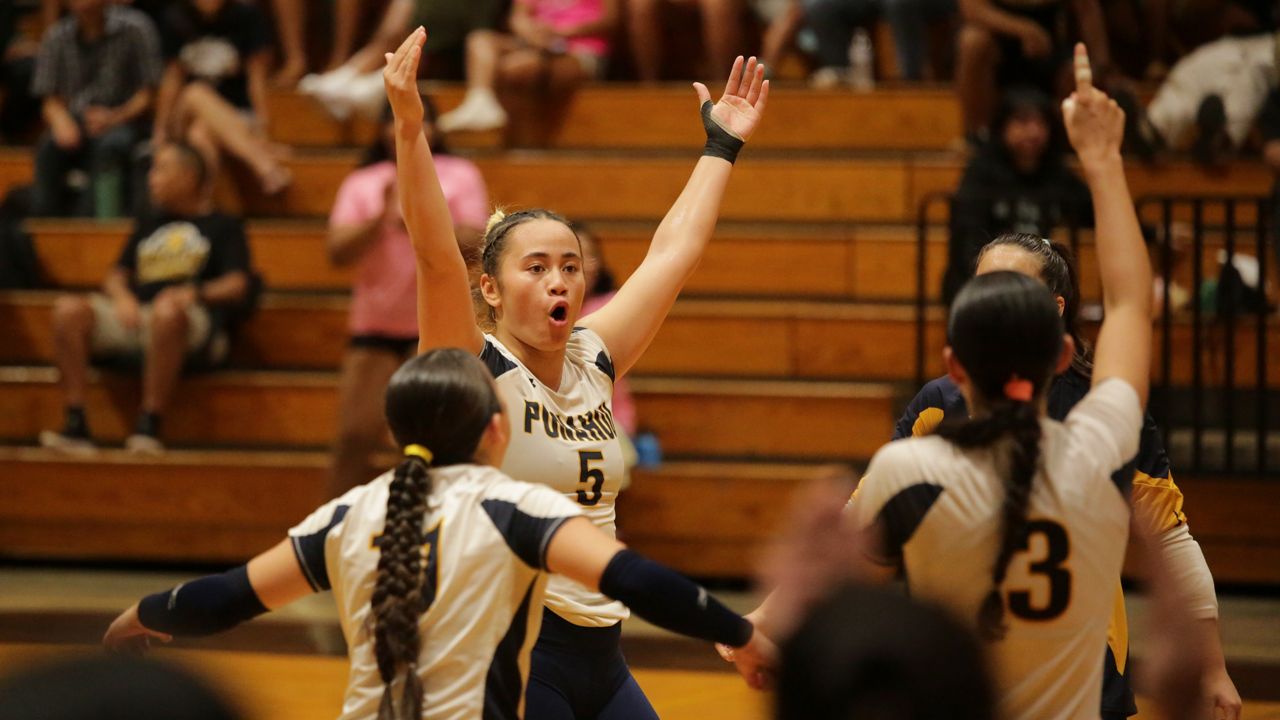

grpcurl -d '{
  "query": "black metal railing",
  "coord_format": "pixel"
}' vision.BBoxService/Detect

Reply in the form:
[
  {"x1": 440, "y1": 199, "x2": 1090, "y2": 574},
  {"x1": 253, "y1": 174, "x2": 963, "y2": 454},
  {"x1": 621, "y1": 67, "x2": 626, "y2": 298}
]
[{"x1": 914, "y1": 192, "x2": 1277, "y2": 477}]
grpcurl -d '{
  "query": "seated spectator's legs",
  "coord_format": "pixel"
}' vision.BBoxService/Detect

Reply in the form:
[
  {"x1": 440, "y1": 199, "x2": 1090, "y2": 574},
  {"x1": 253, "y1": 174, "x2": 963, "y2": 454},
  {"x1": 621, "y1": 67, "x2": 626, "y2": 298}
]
[
  {"x1": 31, "y1": 132, "x2": 77, "y2": 217},
  {"x1": 438, "y1": 31, "x2": 525, "y2": 132},
  {"x1": 270, "y1": 0, "x2": 308, "y2": 87},
  {"x1": 884, "y1": 0, "x2": 955, "y2": 80},
  {"x1": 83, "y1": 123, "x2": 139, "y2": 218},
  {"x1": 760, "y1": 0, "x2": 806, "y2": 71},
  {"x1": 330, "y1": 347, "x2": 403, "y2": 496},
  {"x1": 806, "y1": 0, "x2": 877, "y2": 78},
  {"x1": 956, "y1": 24, "x2": 999, "y2": 137},
  {"x1": 172, "y1": 82, "x2": 291, "y2": 195},
  {"x1": 330, "y1": 0, "x2": 366, "y2": 71},
  {"x1": 50, "y1": 294, "x2": 96, "y2": 422},
  {"x1": 627, "y1": 0, "x2": 663, "y2": 81},
  {"x1": 342, "y1": 0, "x2": 415, "y2": 74},
  {"x1": 701, "y1": 0, "x2": 744, "y2": 76},
  {"x1": 135, "y1": 289, "x2": 206, "y2": 452}
]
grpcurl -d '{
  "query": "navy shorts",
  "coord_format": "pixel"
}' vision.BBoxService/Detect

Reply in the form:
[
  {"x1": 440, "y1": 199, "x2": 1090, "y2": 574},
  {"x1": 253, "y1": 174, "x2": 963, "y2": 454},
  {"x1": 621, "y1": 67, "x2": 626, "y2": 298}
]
[{"x1": 525, "y1": 609, "x2": 659, "y2": 720}]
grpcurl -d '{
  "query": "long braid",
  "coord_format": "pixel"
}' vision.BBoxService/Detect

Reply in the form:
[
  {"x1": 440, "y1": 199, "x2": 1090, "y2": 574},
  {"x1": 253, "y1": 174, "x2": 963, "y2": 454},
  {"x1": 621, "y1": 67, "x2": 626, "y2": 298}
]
[
  {"x1": 937, "y1": 400, "x2": 1042, "y2": 641},
  {"x1": 373, "y1": 456, "x2": 433, "y2": 719}
]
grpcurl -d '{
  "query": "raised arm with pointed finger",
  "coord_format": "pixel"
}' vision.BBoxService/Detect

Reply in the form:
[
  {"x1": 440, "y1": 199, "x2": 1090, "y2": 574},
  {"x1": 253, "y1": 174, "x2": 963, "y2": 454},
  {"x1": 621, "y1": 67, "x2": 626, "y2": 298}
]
[
  {"x1": 580, "y1": 56, "x2": 770, "y2": 377},
  {"x1": 1063, "y1": 43, "x2": 1152, "y2": 407},
  {"x1": 384, "y1": 28, "x2": 485, "y2": 356}
]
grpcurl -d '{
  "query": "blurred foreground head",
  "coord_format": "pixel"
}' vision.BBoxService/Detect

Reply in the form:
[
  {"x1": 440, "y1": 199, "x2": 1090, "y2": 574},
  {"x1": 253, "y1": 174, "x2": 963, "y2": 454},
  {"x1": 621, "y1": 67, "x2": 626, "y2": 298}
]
[
  {"x1": 777, "y1": 584, "x2": 995, "y2": 720},
  {"x1": 0, "y1": 653, "x2": 241, "y2": 720}
]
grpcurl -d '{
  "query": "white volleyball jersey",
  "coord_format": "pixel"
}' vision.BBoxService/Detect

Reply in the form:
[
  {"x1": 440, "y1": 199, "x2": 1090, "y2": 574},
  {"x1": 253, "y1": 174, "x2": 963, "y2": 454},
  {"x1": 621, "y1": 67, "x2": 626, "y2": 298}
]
[
  {"x1": 287, "y1": 464, "x2": 583, "y2": 720},
  {"x1": 478, "y1": 328, "x2": 628, "y2": 627},
  {"x1": 853, "y1": 379, "x2": 1142, "y2": 720}
]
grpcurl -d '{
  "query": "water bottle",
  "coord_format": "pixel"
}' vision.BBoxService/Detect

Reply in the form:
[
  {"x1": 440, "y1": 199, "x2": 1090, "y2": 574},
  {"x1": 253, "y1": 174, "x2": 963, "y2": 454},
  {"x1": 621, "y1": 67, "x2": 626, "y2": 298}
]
[{"x1": 848, "y1": 29, "x2": 875, "y2": 92}]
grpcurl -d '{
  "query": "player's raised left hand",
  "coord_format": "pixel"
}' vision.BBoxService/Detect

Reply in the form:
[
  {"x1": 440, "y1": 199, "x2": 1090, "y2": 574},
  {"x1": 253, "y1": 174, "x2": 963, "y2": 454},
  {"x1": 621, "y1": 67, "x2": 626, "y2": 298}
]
[
  {"x1": 693, "y1": 56, "x2": 769, "y2": 143},
  {"x1": 103, "y1": 602, "x2": 173, "y2": 656}
]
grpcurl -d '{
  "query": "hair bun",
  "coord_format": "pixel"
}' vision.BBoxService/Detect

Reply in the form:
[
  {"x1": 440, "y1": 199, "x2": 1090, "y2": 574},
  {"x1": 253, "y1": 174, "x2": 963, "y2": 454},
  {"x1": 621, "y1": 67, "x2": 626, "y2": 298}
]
[{"x1": 485, "y1": 208, "x2": 507, "y2": 235}]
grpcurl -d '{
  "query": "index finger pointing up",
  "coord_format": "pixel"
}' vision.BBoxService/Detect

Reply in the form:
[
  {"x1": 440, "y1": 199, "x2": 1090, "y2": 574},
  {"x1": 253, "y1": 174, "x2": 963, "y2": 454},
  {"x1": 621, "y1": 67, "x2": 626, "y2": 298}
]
[{"x1": 1073, "y1": 43, "x2": 1093, "y2": 93}]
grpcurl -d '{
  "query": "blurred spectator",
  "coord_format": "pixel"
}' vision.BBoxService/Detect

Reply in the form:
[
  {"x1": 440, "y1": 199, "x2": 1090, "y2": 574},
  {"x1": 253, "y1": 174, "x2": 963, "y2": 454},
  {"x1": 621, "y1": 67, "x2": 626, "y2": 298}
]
[
  {"x1": 777, "y1": 584, "x2": 996, "y2": 720},
  {"x1": 153, "y1": 0, "x2": 291, "y2": 196},
  {"x1": 0, "y1": 3, "x2": 40, "y2": 142},
  {"x1": 627, "y1": 0, "x2": 745, "y2": 81},
  {"x1": 40, "y1": 142, "x2": 253, "y2": 456},
  {"x1": 806, "y1": 0, "x2": 955, "y2": 84},
  {"x1": 0, "y1": 654, "x2": 242, "y2": 720},
  {"x1": 1258, "y1": 88, "x2": 1280, "y2": 280},
  {"x1": 437, "y1": 0, "x2": 619, "y2": 133},
  {"x1": 326, "y1": 98, "x2": 488, "y2": 496},
  {"x1": 578, "y1": 224, "x2": 638, "y2": 439},
  {"x1": 755, "y1": 0, "x2": 808, "y2": 73},
  {"x1": 943, "y1": 86, "x2": 1091, "y2": 303},
  {"x1": 301, "y1": 0, "x2": 506, "y2": 120},
  {"x1": 269, "y1": 0, "x2": 368, "y2": 87},
  {"x1": 30, "y1": 0, "x2": 162, "y2": 218},
  {"x1": 955, "y1": 0, "x2": 1110, "y2": 137},
  {"x1": 1123, "y1": 30, "x2": 1276, "y2": 167}
]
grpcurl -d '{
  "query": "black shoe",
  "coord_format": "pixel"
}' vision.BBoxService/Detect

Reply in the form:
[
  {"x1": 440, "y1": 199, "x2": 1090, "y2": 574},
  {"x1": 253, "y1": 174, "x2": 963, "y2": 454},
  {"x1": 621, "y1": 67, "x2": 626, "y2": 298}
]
[{"x1": 1193, "y1": 94, "x2": 1230, "y2": 168}]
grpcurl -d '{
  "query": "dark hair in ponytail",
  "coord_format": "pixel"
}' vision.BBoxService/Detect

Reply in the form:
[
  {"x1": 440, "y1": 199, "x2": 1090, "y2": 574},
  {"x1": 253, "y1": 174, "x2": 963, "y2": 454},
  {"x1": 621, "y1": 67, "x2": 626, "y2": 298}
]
[
  {"x1": 939, "y1": 271, "x2": 1064, "y2": 641},
  {"x1": 372, "y1": 348, "x2": 504, "y2": 719},
  {"x1": 977, "y1": 233, "x2": 1091, "y2": 377}
]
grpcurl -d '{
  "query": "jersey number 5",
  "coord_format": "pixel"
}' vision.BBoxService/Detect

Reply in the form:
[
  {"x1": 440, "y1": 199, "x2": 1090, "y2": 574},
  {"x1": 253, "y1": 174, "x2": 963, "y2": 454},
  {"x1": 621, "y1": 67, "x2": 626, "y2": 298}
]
[
  {"x1": 577, "y1": 451, "x2": 605, "y2": 506},
  {"x1": 1008, "y1": 520, "x2": 1071, "y2": 621}
]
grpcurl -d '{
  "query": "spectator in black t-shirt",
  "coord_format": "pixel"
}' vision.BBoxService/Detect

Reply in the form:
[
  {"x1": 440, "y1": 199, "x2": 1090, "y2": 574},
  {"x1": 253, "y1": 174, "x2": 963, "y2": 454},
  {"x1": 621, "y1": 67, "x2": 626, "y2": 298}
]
[
  {"x1": 944, "y1": 86, "x2": 1092, "y2": 303},
  {"x1": 152, "y1": 0, "x2": 291, "y2": 196},
  {"x1": 40, "y1": 142, "x2": 254, "y2": 456},
  {"x1": 30, "y1": 0, "x2": 163, "y2": 217}
]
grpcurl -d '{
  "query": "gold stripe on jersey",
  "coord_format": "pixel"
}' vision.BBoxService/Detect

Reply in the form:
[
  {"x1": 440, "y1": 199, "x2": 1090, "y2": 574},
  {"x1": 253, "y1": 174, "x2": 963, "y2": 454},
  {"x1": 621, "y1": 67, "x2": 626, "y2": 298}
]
[
  {"x1": 911, "y1": 407, "x2": 946, "y2": 437},
  {"x1": 1130, "y1": 471, "x2": 1188, "y2": 534},
  {"x1": 1107, "y1": 582, "x2": 1129, "y2": 675}
]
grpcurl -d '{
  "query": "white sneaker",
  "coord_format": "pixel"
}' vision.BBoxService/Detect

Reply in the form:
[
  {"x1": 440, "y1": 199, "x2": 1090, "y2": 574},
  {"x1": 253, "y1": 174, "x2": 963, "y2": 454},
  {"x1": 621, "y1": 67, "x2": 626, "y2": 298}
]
[
  {"x1": 438, "y1": 90, "x2": 508, "y2": 133},
  {"x1": 39, "y1": 430, "x2": 97, "y2": 456},
  {"x1": 125, "y1": 434, "x2": 165, "y2": 456},
  {"x1": 809, "y1": 67, "x2": 847, "y2": 89},
  {"x1": 299, "y1": 66, "x2": 359, "y2": 121},
  {"x1": 344, "y1": 71, "x2": 389, "y2": 121}
]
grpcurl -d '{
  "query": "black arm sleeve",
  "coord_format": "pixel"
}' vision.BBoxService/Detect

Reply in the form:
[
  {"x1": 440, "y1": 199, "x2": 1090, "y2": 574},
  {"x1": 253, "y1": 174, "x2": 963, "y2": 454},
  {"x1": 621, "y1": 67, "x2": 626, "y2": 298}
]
[
  {"x1": 598, "y1": 550, "x2": 753, "y2": 648},
  {"x1": 136, "y1": 564, "x2": 268, "y2": 637}
]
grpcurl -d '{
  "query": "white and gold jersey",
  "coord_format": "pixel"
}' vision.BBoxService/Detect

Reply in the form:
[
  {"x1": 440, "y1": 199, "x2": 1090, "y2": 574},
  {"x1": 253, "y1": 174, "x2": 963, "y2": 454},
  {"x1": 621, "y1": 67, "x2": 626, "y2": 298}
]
[
  {"x1": 479, "y1": 328, "x2": 628, "y2": 627},
  {"x1": 853, "y1": 379, "x2": 1142, "y2": 720},
  {"x1": 288, "y1": 464, "x2": 582, "y2": 720}
]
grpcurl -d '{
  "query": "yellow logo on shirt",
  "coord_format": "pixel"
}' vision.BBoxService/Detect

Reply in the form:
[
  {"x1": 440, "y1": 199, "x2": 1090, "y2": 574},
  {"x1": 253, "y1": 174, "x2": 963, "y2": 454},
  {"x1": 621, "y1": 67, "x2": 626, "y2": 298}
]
[{"x1": 522, "y1": 401, "x2": 617, "y2": 443}]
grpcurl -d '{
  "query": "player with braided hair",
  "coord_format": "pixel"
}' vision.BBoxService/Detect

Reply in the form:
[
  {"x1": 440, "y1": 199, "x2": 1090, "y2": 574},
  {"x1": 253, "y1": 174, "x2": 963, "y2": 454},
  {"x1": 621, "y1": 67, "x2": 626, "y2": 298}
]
[
  {"x1": 103, "y1": 348, "x2": 769, "y2": 720},
  {"x1": 382, "y1": 25, "x2": 770, "y2": 719}
]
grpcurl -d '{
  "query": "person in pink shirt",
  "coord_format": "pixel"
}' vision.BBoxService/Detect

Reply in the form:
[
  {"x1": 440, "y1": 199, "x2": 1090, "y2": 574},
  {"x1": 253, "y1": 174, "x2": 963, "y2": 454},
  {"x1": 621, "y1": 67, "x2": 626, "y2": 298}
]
[
  {"x1": 327, "y1": 95, "x2": 489, "y2": 496},
  {"x1": 438, "y1": 0, "x2": 620, "y2": 133}
]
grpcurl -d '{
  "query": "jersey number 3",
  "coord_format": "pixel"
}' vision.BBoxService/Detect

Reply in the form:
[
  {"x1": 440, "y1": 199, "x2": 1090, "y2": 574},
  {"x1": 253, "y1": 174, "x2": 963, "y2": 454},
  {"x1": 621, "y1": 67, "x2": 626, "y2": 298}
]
[
  {"x1": 1008, "y1": 520, "x2": 1071, "y2": 621},
  {"x1": 576, "y1": 451, "x2": 605, "y2": 506}
]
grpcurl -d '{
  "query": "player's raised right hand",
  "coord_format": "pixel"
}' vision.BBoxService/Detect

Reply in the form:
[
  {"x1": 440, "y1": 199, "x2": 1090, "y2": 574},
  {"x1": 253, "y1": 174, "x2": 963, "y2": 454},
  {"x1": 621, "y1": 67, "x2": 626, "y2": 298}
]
[{"x1": 383, "y1": 28, "x2": 426, "y2": 132}]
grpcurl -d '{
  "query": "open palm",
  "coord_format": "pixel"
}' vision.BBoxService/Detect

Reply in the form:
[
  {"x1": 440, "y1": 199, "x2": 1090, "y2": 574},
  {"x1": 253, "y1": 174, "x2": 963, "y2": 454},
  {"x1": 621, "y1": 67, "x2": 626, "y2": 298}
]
[{"x1": 695, "y1": 56, "x2": 770, "y2": 142}]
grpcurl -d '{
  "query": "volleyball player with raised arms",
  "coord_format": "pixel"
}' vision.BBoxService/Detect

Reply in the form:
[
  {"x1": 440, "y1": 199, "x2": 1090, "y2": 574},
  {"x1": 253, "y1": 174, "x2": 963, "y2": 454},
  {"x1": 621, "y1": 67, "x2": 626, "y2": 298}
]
[
  {"x1": 383, "y1": 27, "x2": 769, "y2": 719},
  {"x1": 103, "y1": 349, "x2": 765, "y2": 720},
  {"x1": 732, "y1": 45, "x2": 1157, "y2": 719}
]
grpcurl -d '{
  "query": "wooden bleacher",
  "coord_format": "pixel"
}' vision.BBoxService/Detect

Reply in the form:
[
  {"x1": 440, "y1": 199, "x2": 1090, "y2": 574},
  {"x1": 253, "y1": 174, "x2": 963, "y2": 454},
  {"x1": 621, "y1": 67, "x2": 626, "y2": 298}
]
[{"x1": 2, "y1": 86, "x2": 1278, "y2": 582}]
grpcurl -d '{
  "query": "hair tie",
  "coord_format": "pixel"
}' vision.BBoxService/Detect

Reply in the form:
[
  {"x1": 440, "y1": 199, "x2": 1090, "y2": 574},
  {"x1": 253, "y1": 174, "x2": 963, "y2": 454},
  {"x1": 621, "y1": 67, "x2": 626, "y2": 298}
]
[
  {"x1": 403, "y1": 444, "x2": 433, "y2": 464},
  {"x1": 1041, "y1": 237, "x2": 1052, "y2": 247},
  {"x1": 1003, "y1": 376, "x2": 1034, "y2": 402}
]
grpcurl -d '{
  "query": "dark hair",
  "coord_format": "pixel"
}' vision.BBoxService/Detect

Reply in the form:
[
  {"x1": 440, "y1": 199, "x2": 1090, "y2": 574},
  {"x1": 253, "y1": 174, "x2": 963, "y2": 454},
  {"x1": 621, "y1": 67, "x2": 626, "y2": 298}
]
[
  {"x1": 571, "y1": 221, "x2": 617, "y2": 296},
  {"x1": 363, "y1": 95, "x2": 446, "y2": 166},
  {"x1": 166, "y1": 141, "x2": 210, "y2": 190},
  {"x1": 777, "y1": 583, "x2": 995, "y2": 720},
  {"x1": 977, "y1": 232, "x2": 1091, "y2": 377},
  {"x1": 373, "y1": 348, "x2": 503, "y2": 720},
  {"x1": 940, "y1": 271, "x2": 1064, "y2": 642},
  {"x1": 988, "y1": 85, "x2": 1067, "y2": 175}
]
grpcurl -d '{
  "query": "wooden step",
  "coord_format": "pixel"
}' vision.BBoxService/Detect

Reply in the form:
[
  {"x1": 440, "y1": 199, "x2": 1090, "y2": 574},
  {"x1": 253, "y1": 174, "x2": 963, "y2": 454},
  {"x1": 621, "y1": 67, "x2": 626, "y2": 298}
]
[
  {"x1": 2, "y1": 447, "x2": 1277, "y2": 583},
  {"x1": 26, "y1": 220, "x2": 1275, "y2": 308},
  {"x1": 7, "y1": 291, "x2": 1274, "y2": 386},
  {"x1": 0, "y1": 367, "x2": 898, "y2": 460},
  {"x1": 269, "y1": 86, "x2": 965, "y2": 152},
  {"x1": 2, "y1": 149, "x2": 1269, "y2": 222}
]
